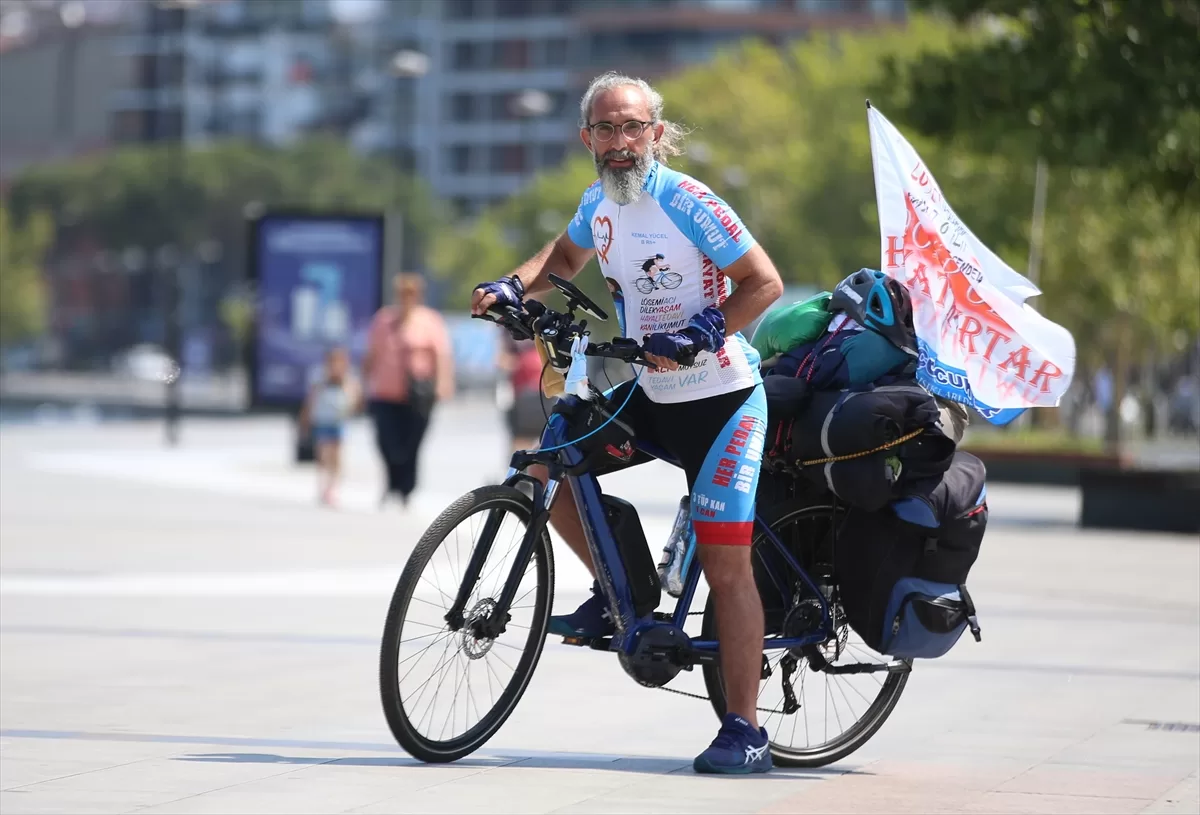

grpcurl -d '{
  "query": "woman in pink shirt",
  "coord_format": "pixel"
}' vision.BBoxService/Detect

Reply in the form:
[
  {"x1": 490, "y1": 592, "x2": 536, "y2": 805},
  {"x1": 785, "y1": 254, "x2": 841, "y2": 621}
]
[{"x1": 363, "y1": 273, "x2": 455, "y2": 507}]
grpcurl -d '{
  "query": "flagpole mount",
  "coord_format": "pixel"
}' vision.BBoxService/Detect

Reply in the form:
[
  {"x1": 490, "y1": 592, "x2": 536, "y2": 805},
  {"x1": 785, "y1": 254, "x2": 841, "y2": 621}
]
[{"x1": 865, "y1": 99, "x2": 872, "y2": 109}]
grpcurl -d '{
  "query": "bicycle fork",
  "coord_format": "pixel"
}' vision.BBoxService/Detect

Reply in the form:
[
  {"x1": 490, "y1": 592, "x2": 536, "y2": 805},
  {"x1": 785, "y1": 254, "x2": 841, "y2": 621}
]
[{"x1": 443, "y1": 474, "x2": 555, "y2": 640}]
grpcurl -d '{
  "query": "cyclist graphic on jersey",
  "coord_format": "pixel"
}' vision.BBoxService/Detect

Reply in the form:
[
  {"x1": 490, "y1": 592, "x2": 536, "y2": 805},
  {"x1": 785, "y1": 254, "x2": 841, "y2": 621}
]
[{"x1": 633, "y1": 253, "x2": 683, "y2": 294}]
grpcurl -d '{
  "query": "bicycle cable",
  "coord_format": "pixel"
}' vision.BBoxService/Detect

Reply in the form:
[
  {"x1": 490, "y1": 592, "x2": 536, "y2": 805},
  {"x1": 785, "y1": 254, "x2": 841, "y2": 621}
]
[{"x1": 529, "y1": 364, "x2": 644, "y2": 454}]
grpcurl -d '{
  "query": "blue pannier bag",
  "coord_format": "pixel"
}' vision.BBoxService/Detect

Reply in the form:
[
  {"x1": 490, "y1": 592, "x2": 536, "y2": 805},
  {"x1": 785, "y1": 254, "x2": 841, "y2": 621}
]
[
  {"x1": 878, "y1": 578, "x2": 981, "y2": 660},
  {"x1": 834, "y1": 451, "x2": 987, "y2": 660}
]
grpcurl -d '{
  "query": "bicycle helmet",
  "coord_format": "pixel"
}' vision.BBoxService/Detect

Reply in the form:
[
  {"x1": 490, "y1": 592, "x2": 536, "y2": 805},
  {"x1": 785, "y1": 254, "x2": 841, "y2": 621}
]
[{"x1": 829, "y1": 268, "x2": 918, "y2": 356}]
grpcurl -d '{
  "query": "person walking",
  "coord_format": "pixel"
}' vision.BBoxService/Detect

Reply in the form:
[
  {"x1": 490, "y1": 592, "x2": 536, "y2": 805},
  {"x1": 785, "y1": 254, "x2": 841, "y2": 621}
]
[
  {"x1": 298, "y1": 346, "x2": 362, "y2": 507},
  {"x1": 363, "y1": 273, "x2": 455, "y2": 508},
  {"x1": 496, "y1": 330, "x2": 552, "y2": 458}
]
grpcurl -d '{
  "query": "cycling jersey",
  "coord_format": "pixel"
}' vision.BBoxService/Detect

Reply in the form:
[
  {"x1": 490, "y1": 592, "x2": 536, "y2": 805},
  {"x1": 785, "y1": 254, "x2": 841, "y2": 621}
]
[{"x1": 567, "y1": 160, "x2": 763, "y2": 405}]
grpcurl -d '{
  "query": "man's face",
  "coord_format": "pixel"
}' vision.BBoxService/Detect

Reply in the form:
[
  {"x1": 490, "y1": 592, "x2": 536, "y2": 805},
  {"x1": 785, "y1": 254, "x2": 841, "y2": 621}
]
[{"x1": 580, "y1": 86, "x2": 664, "y2": 206}]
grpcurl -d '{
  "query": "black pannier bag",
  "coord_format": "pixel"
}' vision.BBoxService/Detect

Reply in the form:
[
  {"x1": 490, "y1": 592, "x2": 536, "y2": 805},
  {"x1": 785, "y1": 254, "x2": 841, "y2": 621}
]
[
  {"x1": 765, "y1": 382, "x2": 957, "y2": 512},
  {"x1": 833, "y1": 451, "x2": 988, "y2": 659}
]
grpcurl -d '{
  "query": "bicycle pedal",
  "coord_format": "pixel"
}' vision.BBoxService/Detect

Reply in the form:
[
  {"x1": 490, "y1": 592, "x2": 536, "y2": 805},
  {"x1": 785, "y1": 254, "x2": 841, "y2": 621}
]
[{"x1": 560, "y1": 635, "x2": 592, "y2": 647}]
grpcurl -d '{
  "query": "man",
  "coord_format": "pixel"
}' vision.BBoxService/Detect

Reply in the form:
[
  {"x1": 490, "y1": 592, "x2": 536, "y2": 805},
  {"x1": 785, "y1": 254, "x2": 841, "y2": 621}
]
[{"x1": 471, "y1": 71, "x2": 784, "y2": 774}]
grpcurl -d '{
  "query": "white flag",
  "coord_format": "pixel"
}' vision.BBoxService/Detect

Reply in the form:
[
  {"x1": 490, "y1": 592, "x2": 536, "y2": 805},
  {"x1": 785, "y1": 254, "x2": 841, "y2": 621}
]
[{"x1": 867, "y1": 103, "x2": 1076, "y2": 425}]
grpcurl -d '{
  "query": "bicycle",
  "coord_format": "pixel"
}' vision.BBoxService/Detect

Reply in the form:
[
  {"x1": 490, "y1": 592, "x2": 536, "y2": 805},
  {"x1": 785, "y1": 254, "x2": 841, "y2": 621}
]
[
  {"x1": 378, "y1": 273, "x2": 912, "y2": 767},
  {"x1": 633, "y1": 266, "x2": 683, "y2": 294}
]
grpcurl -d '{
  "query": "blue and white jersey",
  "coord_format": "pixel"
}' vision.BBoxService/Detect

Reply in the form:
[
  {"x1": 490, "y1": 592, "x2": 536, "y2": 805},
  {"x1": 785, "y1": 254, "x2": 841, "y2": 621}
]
[{"x1": 567, "y1": 161, "x2": 763, "y2": 404}]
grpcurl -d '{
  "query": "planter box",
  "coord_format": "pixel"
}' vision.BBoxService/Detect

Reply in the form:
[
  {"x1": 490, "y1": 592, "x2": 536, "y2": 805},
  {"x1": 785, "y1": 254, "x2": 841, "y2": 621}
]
[
  {"x1": 1079, "y1": 467, "x2": 1200, "y2": 534},
  {"x1": 962, "y1": 447, "x2": 1127, "y2": 486}
]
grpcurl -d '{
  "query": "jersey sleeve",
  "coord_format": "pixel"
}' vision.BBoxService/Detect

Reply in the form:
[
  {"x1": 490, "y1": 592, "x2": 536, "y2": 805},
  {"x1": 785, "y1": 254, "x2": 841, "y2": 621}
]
[
  {"x1": 654, "y1": 170, "x2": 757, "y2": 268},
  {"x1": 566, "y1": 181, "x2": 604, "y2": 249}
]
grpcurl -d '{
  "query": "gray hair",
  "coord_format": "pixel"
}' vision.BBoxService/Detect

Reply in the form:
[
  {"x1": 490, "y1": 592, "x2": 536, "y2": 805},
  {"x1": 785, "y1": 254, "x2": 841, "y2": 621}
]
[{"x1": 578, "y1": 71, "x2": 689, "y2": 163}]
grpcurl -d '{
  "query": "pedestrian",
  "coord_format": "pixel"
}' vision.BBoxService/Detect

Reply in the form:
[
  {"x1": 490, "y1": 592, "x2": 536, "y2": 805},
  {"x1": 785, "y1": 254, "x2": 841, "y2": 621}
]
[
  {"x1": 496, "y1": 330, "x2": 552, "y2": 460},
  {"x1": 298, "y1": 346, "x2": 362, "y2": 507},
  {"x1": 363, "y1": 273, "x2": 455, "y2": 508}
]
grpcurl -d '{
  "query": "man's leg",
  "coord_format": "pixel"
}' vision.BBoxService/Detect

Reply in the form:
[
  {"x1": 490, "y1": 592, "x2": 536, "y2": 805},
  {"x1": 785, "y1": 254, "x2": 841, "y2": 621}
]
[
  {"x1": 696, "y1": 543, "x2": 764, "y2": 728},
  {"x1": 527, "y1": 462, "x2": 593, "y2": 578},
  {"x1": 683, "y1": 383, "x2": 771, "y2": 774}
]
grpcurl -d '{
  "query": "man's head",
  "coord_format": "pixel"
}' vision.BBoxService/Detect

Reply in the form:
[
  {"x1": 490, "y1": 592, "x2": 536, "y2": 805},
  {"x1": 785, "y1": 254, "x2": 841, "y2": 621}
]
[
  {"x1": 579, "y1": 72, "x2": 686, "y2": 206},
  {"x1": 393, "y1": 272, "x2": 425, "y2": 311}
]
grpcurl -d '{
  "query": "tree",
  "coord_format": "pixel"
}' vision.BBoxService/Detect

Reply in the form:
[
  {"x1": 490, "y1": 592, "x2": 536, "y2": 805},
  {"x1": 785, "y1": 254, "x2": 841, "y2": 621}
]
[
  {"x1": 6, "y1": 138, "x2": 447, "y2": 281},
  {"x1": 431, "y1": 17, "x2": 1040, "y2": 306},
  {"x1": 0, "y1": 200, "x2": 52, "y2": 347},
  {"x1": 884, "y1": 0, "x2": 1200, "y2": 202}
]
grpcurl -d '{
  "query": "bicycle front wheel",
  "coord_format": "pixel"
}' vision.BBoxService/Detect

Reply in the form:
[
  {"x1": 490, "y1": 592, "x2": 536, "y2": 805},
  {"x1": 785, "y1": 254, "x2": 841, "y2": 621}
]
[{"x1": 379, "y1": 485, "x2": 554, "y2": 763}]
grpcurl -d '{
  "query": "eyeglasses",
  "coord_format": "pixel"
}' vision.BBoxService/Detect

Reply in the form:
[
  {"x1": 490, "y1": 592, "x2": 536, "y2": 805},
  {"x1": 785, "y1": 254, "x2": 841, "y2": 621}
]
[{"x1": 587, "y1": 120, "x2": 655, "y2": 142}]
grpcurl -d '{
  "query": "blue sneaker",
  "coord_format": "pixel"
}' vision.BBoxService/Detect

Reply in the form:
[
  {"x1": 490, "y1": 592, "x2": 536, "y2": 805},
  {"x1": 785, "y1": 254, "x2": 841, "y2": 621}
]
[
  {"x1": 547, "y1": 580, "x2": 615, "y2": 639},
  {"x1": 693, "y1": 713, "x2": 773, "y2": 774}
]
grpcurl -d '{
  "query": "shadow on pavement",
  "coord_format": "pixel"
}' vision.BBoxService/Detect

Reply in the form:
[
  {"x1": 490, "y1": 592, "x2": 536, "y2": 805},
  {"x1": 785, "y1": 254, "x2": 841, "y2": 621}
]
[{"x1": 173, "y1": 750, "x2": 858, "y2": 778}]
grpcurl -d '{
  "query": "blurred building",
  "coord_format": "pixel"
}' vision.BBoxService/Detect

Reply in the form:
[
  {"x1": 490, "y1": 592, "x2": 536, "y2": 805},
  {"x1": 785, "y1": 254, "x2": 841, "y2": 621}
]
[
  {"x1": 355, "y1": 0, "x2": 907, "y2": 218},
  {"x1": 110, "y1": 0, "x2": 359, "y2": 147},
  {"x1": 0, "y1": 0, "x2": 131, "y2": 183}
]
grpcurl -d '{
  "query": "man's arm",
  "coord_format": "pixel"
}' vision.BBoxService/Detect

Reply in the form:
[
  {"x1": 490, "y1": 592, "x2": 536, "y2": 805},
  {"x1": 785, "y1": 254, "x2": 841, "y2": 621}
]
[
  {"x1": 713, "y1": 244, "x2": 784, "y2": 336},
  {"x1": 471, "y1": 233, "x2": 593, "y2": 315}
]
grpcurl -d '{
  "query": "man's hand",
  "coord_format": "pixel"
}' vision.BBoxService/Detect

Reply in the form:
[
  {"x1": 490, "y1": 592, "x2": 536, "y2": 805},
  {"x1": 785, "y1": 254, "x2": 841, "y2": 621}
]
[
  {"x1": 470, "y1": 275, "x2": 525, "y2": 317},
  {"x1": 643, "y1": 331, "x2": 698, "y2": 371},
  {"x1": 642, "y1": 307, "x2": 727, "y2": 371}
]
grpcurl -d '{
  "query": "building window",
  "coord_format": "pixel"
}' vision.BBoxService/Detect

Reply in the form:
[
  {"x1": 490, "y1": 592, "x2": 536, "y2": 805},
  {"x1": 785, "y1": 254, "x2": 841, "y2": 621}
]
[
  {"x1": 446, "y1": 0, "x2": 480, "y2": 19},
  {"x1": 447, "y1": 145, "x2": 473, "y2": 174},
  {"x1": 447, "y1": 93, "x2": 475, "y2": 122},
  {"x1": 496, "y1": 0, "x2": 534, "y2": 16},
  {"x1": 112, "y1": 110, "x2": 147, "y2": 142},
  {"x1": 544, "y1": 37, "x2": 568, "y2": 67},
  {"x1": 451, "y1": 41, "x2": 475, "y2": 70},
  {"x1": 496, "y1": 39, "x2": 530, "y2": 69},
  {"x1": 539, "y1": 142, "x2": 566, "y2": 167},
  {"x1": 488, "y1": 92, "x2": 512, "y2": 121},
  {"x1": 489, "y1": 143, "x2": 526, "y2": 173}
]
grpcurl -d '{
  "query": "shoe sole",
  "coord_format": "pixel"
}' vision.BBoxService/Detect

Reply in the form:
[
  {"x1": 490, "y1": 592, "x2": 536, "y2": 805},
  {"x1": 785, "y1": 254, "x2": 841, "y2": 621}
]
[{"x1": 692, "y1": 756, "x2": 773, "y2": 775}]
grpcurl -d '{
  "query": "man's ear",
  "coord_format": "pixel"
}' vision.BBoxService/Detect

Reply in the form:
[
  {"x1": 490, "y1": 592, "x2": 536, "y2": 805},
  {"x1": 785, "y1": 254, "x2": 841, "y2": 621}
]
[
  {"x1": 580, "y1": 127, "x2": 593, "y2": 152},
  {"x1": 653, "y1": 121, "x2": 665, "y2": 143}
]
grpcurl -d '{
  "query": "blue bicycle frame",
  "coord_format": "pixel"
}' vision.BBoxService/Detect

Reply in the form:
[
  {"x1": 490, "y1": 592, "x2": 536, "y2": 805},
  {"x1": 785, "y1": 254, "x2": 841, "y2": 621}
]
[{"x1": 492, "y1": 401, "x2": 838, "y2": 663}]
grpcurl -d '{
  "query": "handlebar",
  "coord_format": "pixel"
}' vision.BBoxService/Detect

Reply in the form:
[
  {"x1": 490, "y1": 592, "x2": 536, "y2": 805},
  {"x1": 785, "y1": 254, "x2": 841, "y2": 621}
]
[{"x1": 473, "y1": 299, "x2": 651, "y2": 368}]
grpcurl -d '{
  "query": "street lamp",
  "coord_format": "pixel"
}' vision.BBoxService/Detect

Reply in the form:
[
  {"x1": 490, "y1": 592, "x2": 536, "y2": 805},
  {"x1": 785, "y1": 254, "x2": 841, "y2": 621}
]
[
  {"x1": 389, "y1": 48, "x2": 430, "y2": 176},
  {"x1": 511, "y1": 88, "x2": 552, "y2": 188}
]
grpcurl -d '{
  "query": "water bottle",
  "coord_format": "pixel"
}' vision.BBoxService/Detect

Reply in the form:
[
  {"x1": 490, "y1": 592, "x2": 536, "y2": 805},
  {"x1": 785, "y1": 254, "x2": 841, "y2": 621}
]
[{"x1": 657, "y1": 495, "x2": 695, "y2": 598}]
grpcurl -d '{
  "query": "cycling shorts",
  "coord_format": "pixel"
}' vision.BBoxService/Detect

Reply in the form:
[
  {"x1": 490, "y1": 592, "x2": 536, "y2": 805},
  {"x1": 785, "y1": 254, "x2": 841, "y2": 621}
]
[{"x1": 573, "y1": 379, "x2": 768, "y2": 546}]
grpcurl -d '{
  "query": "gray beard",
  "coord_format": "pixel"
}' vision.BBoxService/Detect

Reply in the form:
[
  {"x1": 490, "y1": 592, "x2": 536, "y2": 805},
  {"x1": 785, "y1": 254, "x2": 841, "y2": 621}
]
[{"x1": 595, "y1": 149, "x2": 653, "y2": 206}]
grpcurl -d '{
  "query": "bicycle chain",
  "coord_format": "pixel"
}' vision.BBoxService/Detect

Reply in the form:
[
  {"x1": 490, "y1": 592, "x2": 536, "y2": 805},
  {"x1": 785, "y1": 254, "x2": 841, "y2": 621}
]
[{"x1": 653, "y1": 610, "x2": 788, "y2": 716}]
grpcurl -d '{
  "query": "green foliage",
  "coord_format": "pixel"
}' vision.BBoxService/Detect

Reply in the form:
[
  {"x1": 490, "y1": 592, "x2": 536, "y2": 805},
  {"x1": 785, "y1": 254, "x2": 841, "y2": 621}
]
[
  {"x1": 430, "y1": 11, "x2": 1197, "y2": 384},
  {"x1": 6, "y1": 138, "x2": 446, "y2": 277},
  {"x1": 431, "y1": 16, "x2": 1038, "y2": 311},
  {"x1": 886, "y1": 0, "x2": 1200, "y2": 201},
  {"x1": 0, "y1": 200, "x2": 52, "y2": 346}
]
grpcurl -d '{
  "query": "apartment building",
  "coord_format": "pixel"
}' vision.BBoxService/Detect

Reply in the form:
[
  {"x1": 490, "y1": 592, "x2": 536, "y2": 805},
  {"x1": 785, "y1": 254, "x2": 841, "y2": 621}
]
[
  {"x1": 109, "y1": 0, "x2": 358, "y2": 147},
  {"x1": 360, "y1": 0, "x2": 907, "y2": 218}
]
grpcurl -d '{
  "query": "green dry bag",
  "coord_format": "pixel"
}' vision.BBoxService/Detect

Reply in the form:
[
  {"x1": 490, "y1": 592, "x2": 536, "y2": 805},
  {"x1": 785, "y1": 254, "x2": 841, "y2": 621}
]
[{"x1": 750, "y1": 291, "x2": 833, "y2": 361}]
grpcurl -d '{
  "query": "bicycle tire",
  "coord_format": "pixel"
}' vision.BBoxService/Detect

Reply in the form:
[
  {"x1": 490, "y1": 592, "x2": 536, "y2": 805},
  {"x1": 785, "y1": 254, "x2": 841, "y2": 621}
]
[
  {"x1": 633, "y1": 277, "x2": 656, "y2": 294},
  {"x1": 660, "y1": 271, "x2": 683, "y2": 290},
  {"x1": 379, "y1": 485, "x2": 555, "y2": 763},
  {"x1": 700, "y1": 501, "x2": 909, "y2": 768}
]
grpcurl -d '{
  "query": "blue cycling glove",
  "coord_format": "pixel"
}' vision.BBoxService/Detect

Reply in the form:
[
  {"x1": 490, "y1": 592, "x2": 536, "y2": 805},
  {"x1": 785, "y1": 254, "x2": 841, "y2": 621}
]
[
  {"x1": 475, "y1": 275, "x2": 525, "y2": 310},
  {"x1": 643, "y1": 306, "x2": 727, "y2": 363}
]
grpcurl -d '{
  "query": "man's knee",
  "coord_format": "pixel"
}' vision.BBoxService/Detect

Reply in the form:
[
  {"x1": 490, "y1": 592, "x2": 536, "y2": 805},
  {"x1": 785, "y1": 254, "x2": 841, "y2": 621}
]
[{"x1": 697, "y1": 543, "x2": 754, "y2": 595}]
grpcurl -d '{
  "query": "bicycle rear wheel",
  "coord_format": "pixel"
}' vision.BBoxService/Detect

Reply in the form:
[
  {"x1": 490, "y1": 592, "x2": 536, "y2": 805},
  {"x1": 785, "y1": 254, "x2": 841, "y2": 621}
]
[
  {"x1": 701, "y1": 501, "x2": 909, "y2": 768},
  {"x1": 379, "y1": 485, "x2": 554, "y2": 763}
]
